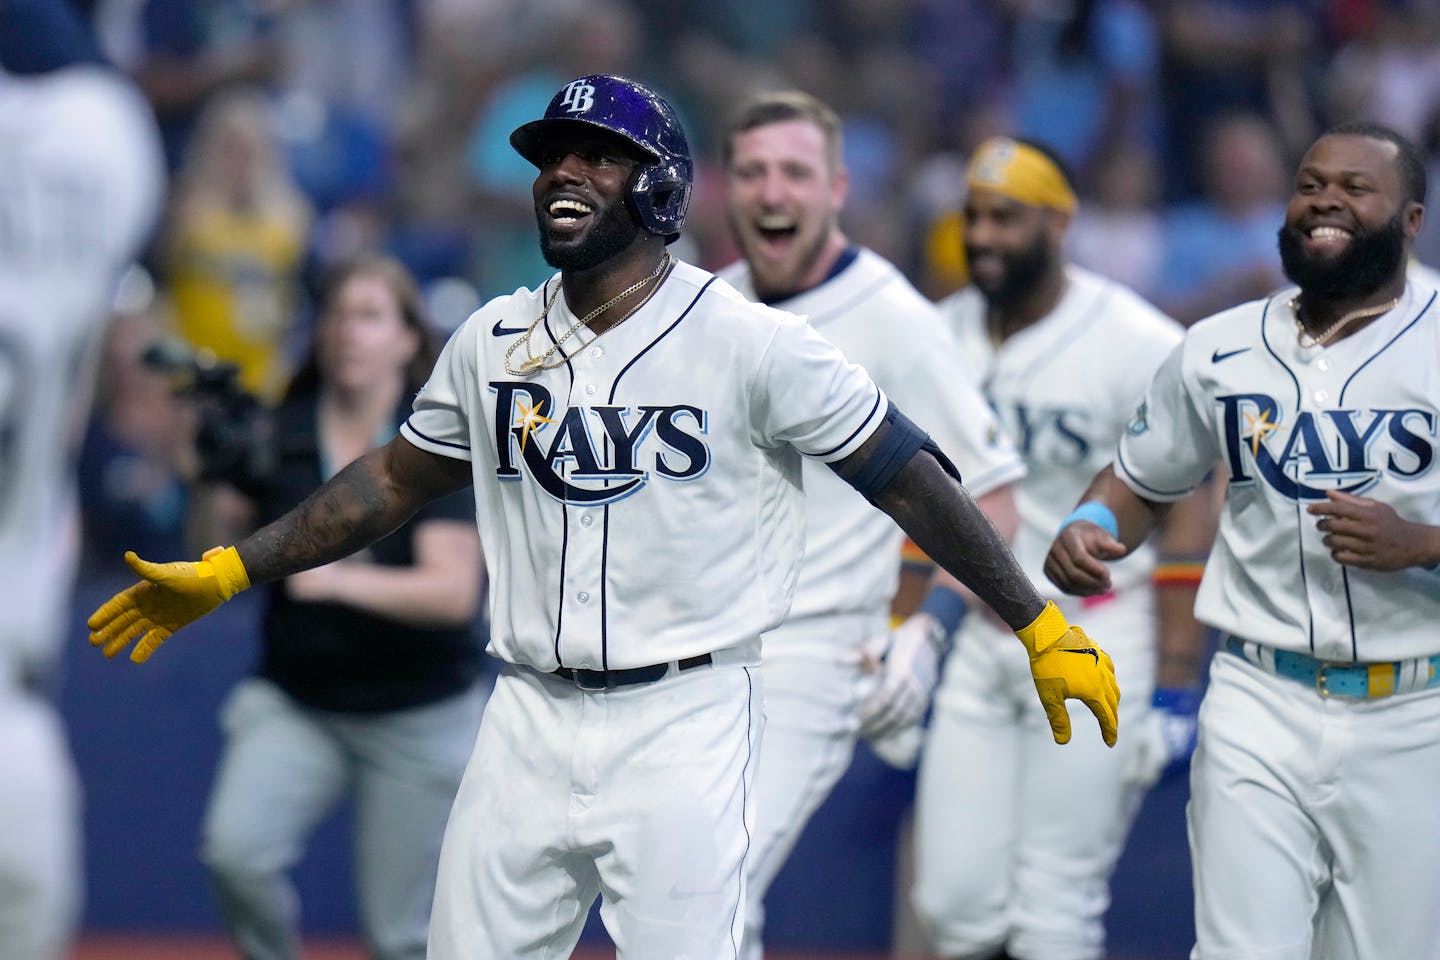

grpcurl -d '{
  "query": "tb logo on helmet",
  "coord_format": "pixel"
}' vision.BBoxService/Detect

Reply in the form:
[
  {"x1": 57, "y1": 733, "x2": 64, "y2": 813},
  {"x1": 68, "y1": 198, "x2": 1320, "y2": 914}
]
[{"x1": 559, "y1": 80, "x2": 595, "y2": 114}]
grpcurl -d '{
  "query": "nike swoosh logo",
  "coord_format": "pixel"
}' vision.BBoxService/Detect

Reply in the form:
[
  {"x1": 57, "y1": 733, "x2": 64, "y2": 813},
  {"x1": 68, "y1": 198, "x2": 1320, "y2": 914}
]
[
  {"x1": 1211, "y1": 347, "x2": 1250, "y2": 363},
  {"x1": 1062, "y1": 647, "x2": 1100, "y2": 665},
  {"x1": 492, "y1": 319, "x2": 529, "y2": 337}
]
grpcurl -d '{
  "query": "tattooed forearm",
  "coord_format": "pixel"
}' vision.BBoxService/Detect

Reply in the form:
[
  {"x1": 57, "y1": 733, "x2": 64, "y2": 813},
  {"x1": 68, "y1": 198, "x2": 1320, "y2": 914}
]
[
  {"x1": 235, "y1": 448, "x2": 422, "y2": 584},
  {"x1": 876, "y1": 452, "x2": 1045, "y2": 630}
]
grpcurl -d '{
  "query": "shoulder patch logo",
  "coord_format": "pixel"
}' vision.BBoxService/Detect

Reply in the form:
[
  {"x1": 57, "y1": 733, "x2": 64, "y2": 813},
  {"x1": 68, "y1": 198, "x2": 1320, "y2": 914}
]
[{"x1": 1211, "y1": 347, "x2": 1250, "y2": 363}]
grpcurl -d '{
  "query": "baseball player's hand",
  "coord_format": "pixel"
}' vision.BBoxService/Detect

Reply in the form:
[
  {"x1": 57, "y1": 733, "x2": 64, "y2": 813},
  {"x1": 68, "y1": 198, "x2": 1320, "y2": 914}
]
[
  {"x1": 1016, "y1": 601, "x2": 1120, "y2": 747},
  {"x1": 858, "y1": 614, "x2": 946, "y2": 739},
  {"x1": 1044, "y1": 520, "x2": 1126, "y2": 596},
  {"x1": 1308, "y1": 490, "x2": 1435, "y2": 571},
  {"x1": 1125, "y1": 686, "x2": 1201, "y2": 786},
  {"x1": 87, "y1": 546, "x2": 251, "y2": 663}
]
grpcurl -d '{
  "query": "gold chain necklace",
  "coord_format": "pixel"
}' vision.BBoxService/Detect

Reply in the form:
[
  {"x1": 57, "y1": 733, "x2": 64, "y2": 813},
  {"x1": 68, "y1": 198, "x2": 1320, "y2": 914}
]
[
  {"x1": 504, "y1": 255, "x2": 672, "y2": 376},
  {"x1": 1290, "y1": 294, "x2": 1399, "y2": 349}
]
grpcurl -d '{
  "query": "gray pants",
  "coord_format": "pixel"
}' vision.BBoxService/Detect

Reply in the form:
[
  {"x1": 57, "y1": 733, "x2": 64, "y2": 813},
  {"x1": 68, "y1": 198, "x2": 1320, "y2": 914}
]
[{"x1": 200, "y1": 678, "x2": 486, "y2": 960}]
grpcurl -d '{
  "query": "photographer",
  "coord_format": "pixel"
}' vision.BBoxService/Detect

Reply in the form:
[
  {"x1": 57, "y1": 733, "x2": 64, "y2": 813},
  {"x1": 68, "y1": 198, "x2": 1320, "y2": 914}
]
[{"x1": 191, "y1": 255, "x2": 486, "y2": 960}]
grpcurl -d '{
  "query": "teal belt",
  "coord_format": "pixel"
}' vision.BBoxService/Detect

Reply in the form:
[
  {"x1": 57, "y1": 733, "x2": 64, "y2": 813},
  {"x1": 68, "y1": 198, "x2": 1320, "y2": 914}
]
[{"x1": 1225, "y1": 637, "x2": 1440, "y2": 699}]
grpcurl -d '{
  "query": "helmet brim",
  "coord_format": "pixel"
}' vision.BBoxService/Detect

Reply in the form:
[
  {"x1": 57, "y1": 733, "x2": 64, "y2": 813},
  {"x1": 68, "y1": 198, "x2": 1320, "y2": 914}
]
[{"x1": 510, "y1": 117, "x2": 662, "y2": 168}]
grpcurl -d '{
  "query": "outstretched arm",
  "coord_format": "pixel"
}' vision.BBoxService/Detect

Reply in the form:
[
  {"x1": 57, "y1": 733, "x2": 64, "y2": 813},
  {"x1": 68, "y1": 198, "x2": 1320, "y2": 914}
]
[
  {"x1": 88, "y1": 437, "x2": 472, "y2": 661},
  {"x1": 871, "y1": 453, "x2": 1042, "y2": 630},
  {"x1": 237, "y1": 437, "x2": 472, "y2": 582},
  {"x1": 833, "y1": 421, "x2": 1118, "y2": 746}
]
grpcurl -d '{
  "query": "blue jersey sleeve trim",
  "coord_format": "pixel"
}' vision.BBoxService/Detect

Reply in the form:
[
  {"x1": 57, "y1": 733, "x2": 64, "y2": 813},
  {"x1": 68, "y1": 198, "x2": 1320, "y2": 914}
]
[{"x1": 401, "y1": 418, "x2": 471, "y2": 453}]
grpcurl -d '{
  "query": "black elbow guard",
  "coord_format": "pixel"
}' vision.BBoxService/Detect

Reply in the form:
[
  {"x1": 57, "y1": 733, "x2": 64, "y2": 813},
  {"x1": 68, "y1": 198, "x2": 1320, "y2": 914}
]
[{"x1": 831, "y1": 401, "x2": 961, "y2": 499}]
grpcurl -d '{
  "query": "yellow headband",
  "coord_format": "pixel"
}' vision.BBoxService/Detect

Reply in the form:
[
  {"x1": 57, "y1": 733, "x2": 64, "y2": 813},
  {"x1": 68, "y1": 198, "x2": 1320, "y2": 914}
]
[{"x1": 966, "y1": 137, "x2": 1076, "y2": 213}]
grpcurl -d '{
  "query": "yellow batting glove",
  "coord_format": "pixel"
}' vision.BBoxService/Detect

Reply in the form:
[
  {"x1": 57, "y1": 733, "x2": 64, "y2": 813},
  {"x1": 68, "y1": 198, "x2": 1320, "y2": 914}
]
[
  {"x1": 1016, "y1": 600, "x2": 1120, "y2": 747},
  {"x1": 87, "y1": 546, "x2": 251, "y2": 663}
]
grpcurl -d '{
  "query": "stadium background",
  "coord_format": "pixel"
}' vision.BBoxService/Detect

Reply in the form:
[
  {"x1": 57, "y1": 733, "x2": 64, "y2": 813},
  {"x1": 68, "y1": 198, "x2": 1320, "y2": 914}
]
[{"x1": 56, "y1": 0, "x2": 1440, "y2": 956}]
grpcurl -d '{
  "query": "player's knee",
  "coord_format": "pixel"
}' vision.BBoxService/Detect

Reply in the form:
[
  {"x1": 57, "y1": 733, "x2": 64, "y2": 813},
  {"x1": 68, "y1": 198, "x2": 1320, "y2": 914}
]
[
  {"x1": 913, "y1": 879, "x2": 1010, "y2": 960},
  {"x1": 199, "y1": 823, "x2": 282, "y2": 889}
]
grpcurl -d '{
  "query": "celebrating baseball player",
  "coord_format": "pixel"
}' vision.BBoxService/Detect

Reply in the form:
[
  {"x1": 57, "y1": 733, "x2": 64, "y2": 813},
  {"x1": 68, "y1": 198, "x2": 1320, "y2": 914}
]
[
  {"x1": 88, "y1": 75, "x2": 1119, "y2": 959},
  {"x1": 716, "y1": 90, "x2": 1026, "y2": 959},
  {"x1": 0, "y1": 3, "x2": 166, "y2": 957},
  {"x1": 1046, "y1": 121, "x2": 1440, "y2": 959},
  {"x1": 915, "y1": 137, "x2": 1216, "y2": 960}
]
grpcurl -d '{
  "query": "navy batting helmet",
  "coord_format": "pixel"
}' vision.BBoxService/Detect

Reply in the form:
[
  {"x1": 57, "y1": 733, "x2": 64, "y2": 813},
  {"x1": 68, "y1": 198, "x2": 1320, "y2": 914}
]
[{"x1": 511, "y1": 75, "x2": 693, "y2": 243}]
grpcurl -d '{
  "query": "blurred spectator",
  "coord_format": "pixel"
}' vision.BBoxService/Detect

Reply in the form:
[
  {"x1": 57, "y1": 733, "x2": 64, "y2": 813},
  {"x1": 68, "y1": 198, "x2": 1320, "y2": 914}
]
[
  {"x1": 1152, "y1": 111, "x2": 1289, "y2": 325},
  {"x1": 271, "y1": 0, "x2": 412, "y2": 215},
  {"x1": 194, "y1": 254, "x2": 486, "y2": 960},
  {"x1": 908, "y1": 0, "x2": 1010, "y2": 135},
  {"x1": 162, "y1": 87, "x2": 313, "y2": 402},
  {"x1": 1414, "y1": 106, "x2": 1440, "y2": 268},
  {"x1": 1325, "y1": 2, "x2": 1440, "y2": 143},
  {"x1": 109, "y1": 0, "x2": 286, "y2": 169},
  {"x1": 1154, "y1": 0, "x2": 1321, "y2": 202},
  {"x1": 78, "y1": 268, "x2": 196, "y2": 567},
  {"x1": 1068, "y1": 136, "x2": 1166, "y2": 297},
  {"x1": 1009, "y1": 0, "x2": 1163, "y2": 183}
]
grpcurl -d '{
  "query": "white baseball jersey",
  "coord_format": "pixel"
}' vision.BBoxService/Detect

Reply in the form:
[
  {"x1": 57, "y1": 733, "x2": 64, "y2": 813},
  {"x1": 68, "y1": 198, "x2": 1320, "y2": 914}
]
[
  {"x1": 1117, "y1": 276, "x2": 1440, "y2": 662},
  {"x1": 401, "y1": 260, "x2": 889, "y2": 671},
  {"x1": 938, "y1": 264, "x2": 1183, "y2": 593},
  {"x1": 719, "y1": 247, "x2": 1024, "y2": 621},
  {"x1": 0, "y1": 67, "x2": 165, "y2": 680}
]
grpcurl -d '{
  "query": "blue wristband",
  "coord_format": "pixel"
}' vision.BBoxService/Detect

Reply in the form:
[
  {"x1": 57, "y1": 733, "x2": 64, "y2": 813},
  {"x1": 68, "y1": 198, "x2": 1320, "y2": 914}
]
[
  {"x1": 1060, "y1": 501, "x2": 1119, "y2": 539},
  {"x1": 918, "y1": 584, "x2": 968, "y2": 637},
  {"x1": 1152, "y1": 686, "x2": 1201, "y2": 714}
]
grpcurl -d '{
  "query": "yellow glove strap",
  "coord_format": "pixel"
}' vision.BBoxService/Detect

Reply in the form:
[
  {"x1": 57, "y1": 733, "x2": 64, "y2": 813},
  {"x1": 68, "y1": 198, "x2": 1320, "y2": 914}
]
[
  {"x1": 201, "y1": 545, "x2": 251, "y2": 598},
  {"x1": 1015, "y1": 600, "x2": 1069, "y2": 658}
]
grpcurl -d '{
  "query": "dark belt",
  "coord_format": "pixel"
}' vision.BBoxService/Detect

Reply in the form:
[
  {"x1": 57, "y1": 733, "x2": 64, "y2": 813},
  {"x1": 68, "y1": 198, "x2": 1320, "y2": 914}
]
[{"x1": 552, "y1": 653, "x2": 713, "y2": 691}]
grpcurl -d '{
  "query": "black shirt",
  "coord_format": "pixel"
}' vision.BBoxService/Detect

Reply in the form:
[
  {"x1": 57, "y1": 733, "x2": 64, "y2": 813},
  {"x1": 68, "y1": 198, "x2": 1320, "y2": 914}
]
[{"x1": 254, "y1": 394, "x2": 483, "y2": 713}]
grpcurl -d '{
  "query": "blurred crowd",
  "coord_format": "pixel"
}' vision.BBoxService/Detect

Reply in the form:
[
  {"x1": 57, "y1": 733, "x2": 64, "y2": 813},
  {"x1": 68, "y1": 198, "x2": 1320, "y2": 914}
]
[{"x1": 73, "y1": 0, "x2": 1440, "y2": 563}]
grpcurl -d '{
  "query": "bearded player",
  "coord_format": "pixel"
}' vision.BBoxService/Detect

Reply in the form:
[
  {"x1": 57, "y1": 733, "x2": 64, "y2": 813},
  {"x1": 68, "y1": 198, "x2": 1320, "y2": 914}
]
[
  {"x1": 1049, "y1": 122, "x2": 1440, "y2": 960},
  {"x1": 87, "y1": 76, "x2": 1119, "y2": 959},
  {"x1": 718, "y1": 89, "x2": 1025, "y2": 959},
  {"x1": 916, "y1": 137, "x2": 1216, "y2": 960}
]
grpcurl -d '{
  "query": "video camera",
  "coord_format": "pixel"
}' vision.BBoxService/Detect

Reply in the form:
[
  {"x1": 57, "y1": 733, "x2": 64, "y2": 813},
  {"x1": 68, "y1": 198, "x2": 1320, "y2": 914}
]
[{"x1": 142, "y1": 338, "x2": 276, "y2": 491}]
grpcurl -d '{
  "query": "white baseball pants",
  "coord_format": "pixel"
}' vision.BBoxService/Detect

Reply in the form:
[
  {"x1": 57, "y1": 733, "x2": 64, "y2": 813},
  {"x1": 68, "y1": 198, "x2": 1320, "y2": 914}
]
[
  {"x1": 429, "y1": 657, "x2": 762, "y2": 959},
  {"x1": 1190, "y1": 651, "x2": 1440, "y2": 960},
  {"x1": 912, "y1": 590, "x2": 1156, "y2": 960}
]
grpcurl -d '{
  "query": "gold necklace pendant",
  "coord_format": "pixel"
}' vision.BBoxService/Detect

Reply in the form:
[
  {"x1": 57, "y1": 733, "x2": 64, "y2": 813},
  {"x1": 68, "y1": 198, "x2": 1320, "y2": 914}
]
[
  {"x1": 1290, "y1": 294, "x2": 1400, "y2": 349},
  {"x1": 503, "y1": 255, "x2": 672, "y2": 376}
]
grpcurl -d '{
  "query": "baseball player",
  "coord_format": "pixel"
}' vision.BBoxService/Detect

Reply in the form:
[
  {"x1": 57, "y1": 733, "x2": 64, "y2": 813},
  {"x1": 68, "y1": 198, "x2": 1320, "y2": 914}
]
[
  {"x1": 1046, "y1": 121, "x2": 1440, "y2": 959},
  {"x1": 915, "y1": 137, "x2": 1215, "y2": 960},
  {"x1": 0, "y1": 4, "x2": 166, "y2": 958},
  {"x1": 86, "y1": 76, "x2": 1120, "y2": 959},
  {"x1": 716, "y1": 90, "x2": 1026, "y2": 960}
]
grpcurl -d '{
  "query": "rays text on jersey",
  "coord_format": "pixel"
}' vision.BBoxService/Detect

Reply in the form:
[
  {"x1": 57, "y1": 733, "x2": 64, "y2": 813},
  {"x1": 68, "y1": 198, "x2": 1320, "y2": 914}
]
[
  {"x1": 491, "y1": 381, "x2": 710, "y2": 505},
  {"x1": 1219, "y1": 392, "x2": 1435, "y2": 499}
]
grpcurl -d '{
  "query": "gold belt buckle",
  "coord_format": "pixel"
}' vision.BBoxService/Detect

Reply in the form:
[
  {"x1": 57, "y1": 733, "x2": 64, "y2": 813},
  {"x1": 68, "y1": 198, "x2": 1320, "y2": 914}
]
[
  {"x1": 1315, "y1": 661, "x2": 1398, "y2": 698},
  {"x1": 1314, "y1": 661, "x2": 1347, "y2": 698}
]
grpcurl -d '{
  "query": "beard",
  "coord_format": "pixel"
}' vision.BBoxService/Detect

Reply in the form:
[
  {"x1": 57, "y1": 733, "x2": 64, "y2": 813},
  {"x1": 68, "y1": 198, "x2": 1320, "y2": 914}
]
[
  {"x1": 539, "y1": 197, "x2": 643, "y2": 271},
  {"x1": 1278, "y1": 212, "x2": 1406, "y2": 301},
  {"x1": 728, "y1": 212, "x2": 832, "y2": 303},
  {"x1": 967, "y1": 231, "x2": 1052, "y2": 307}
]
